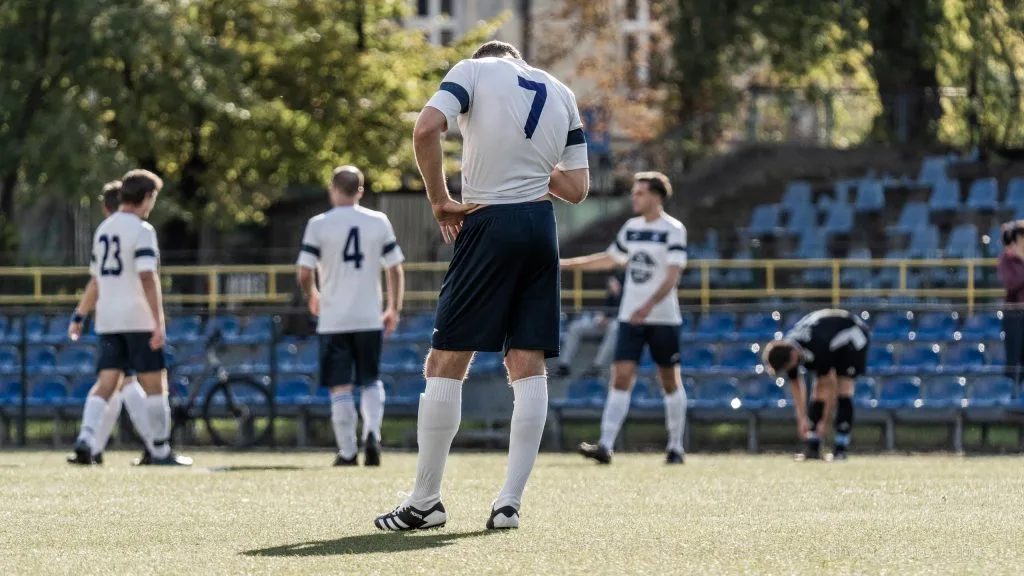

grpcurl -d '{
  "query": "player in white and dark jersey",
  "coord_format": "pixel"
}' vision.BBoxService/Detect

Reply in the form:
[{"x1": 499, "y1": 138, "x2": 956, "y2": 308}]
[
  {"x1": 561, "y1": 172, "x2": 688, "y2": 465},
  {"x1": 297, "y1": 166, "x2": 405, "y2": 467},
  {"x1": 375, "y1": 41, "x2": 589, "y2": 532},
  {"x1": 66, "y1": 181, "x2": 160, "y2": 465},
  {"x1": 763, "y1": 309, "x2": 871, "y2": 460},
  {"x1": 70, "y1": 169, "x2": 191, "y2": 466}
]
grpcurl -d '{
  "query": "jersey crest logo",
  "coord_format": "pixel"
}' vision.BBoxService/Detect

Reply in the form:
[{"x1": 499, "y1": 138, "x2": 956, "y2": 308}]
[{"x1": 628, "y1": 252, "x2": 656, "y2": 284}]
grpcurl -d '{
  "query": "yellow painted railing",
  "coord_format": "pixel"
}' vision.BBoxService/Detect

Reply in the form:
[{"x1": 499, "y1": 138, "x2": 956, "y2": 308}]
[{"x1": 0, "y1": 259, "x2": 1004, "y2": 313}]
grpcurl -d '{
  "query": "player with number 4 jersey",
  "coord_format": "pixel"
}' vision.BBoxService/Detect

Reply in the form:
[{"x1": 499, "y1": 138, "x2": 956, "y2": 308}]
[{"x1": 297, "y1": 166, "x2": 405, "y2": 468}]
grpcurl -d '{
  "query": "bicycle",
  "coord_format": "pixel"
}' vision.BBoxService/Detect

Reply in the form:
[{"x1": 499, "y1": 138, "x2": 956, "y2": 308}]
[{"x1": 170, "y1": 329, "x2": 274, "y2": 448}]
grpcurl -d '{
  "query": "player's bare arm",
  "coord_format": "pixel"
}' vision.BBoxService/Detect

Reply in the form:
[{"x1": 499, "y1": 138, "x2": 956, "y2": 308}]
[
  {"x1": 629, "y1": 264, "x2": 682, "y2": 325},
  {"x1": 560, "y1": 252, "x2": 619, "y2": 271},
  {"x1": 296, "y1": 266, "x2": 319, "y2": 316},
  {"x1": 139, "y1": 270, "x2": 165, "y2": 350},
  {"x1": 549, "y1": 166, "x2": 590, "y2": 205},
  {"x1": 413, "y1": 106, "x2": 476, "y2": 244},
  {"x1": 69, "y1": 278, "x2": 99, "y2": 342},
  {"x1": 382, "y1": 263, "x2": 404, "y2": 338},
  {"x1": 790, "y1": 372, "x2": 809, "y2": 439}
]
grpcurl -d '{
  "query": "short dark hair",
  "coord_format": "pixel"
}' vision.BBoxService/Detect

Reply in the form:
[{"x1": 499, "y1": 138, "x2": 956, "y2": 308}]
[
  {"x1": 99, "y1": 180, "x2": 122, "y2": 213},
  {"x1": 119, "y1": 169, "x2": 163, "y2": 205},
  {"x1": 1003, "y1": 221, "x2": 1024, "y2": 246},
  {"x1": 634, "y1": 171, "x2": 673, "y2": 199},
  {"x1": 766, "y1": 343, "x2": 794, "y2": 374},
  {"x1": 331, "y1": 166, "x2": 363, "y2": 196},
  {"x1": 472, "y1": 40, "x2": 522, "y2": 60}
]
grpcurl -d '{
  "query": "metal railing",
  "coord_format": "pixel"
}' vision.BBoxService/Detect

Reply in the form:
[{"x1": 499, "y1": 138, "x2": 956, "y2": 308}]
[{"x1": 0, "y1": 258, "x2": 1006, "y2": 313}]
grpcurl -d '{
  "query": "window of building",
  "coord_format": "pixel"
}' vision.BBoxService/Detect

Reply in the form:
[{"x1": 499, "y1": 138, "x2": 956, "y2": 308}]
[
  {"x1": 440, "y1": 0, "x2": 453, "y2": 16},
  {"x1": 417, "y1": 0, "x2": 429, "y2": 17},
  {"x1": 440, "y1": 28, "x2": 454, "y2": 46}
]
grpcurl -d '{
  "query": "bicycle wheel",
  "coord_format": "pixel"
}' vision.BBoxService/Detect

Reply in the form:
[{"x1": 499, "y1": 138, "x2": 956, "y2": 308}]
[{"x1": 201, "y1": 376, "x2": 273, "y2": 448}]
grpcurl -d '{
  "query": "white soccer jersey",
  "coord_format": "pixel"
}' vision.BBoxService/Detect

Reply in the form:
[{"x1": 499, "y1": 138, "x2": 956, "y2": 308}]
[
  {"x1": 89, "y1": 212, "x2": 160, "y2": 334},
  {"x1": 425, "y1": 57, "x2": 589, "y2": 204},
  {"x1": 296, "y1": 206, "x2": 405, "y2": 333},
  {"x1": 606, "y1": 214, "x2": 688, "y2": 325}
]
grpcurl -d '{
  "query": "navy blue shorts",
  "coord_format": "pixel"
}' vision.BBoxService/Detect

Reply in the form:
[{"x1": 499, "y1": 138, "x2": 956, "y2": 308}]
[
  {"x1": 432, "y1": 201, "x2": 560, "y2": 359},
  {"x1": 97, "y1": 333, "x2": 166, "y2": 374},
  {"x1": 319, "y1": 330, "x2": 382, "y2": 388},
  {"x1": 614, "y1": 322, "x2": 681, "y2": 366}
]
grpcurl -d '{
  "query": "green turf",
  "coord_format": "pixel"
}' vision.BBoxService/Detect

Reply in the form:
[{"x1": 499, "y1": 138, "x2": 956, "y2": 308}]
[{"x1": 2, "y1": 451, "x2": 1023, "y2": 575}]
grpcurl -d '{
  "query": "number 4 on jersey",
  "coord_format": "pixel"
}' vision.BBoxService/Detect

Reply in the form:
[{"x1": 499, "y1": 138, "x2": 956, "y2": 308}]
[
  {"x1": 343, "y1": 227, "x2": 364, "y2": 269},
  {"x1": 517, "y1": 76, "x2": 547, "y2": 139}
]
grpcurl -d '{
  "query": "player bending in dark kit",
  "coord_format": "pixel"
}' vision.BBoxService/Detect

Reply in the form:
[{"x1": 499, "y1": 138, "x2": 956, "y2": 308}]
[{"x1": 762, "y1": 309, "x2": 870, "y2": 460}]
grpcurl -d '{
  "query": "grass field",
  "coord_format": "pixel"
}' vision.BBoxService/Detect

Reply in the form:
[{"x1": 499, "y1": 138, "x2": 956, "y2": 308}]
[{"x1": 2, "y1": 450, "x2": 1023, "y2": 575}]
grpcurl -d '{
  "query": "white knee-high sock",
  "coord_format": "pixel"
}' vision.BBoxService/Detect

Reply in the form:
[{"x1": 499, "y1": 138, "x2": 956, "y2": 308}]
[
  {"x1": 495, "y1": 376, "x2": 548, "y2": 510},
  {"x1": 330, "y1": 390, "x2": 358, "y2": 459},
  {"x1": 359, "y1": 380, "x2": 386, "y2": 442},
  {"x1": 145, "y1": 394, "x2": 172, "y2": 459},
  {"x1": 664, "y1": 386, "x2": 687, "y2": 454},
  {"x1": 121, "y1": 382, "x2": 156, "y2": 454},
  {"x1": 599, "y1": 388, "x2": 631, "y2": 450},
  {"x1": 77, "y1": 395, "x2": 107, "y2": 448},
  {"x1": 409, "y1": 377, "x2": 462, "y2": 507},
  {"x1": 92, "y1": 390, "x2": 123, "y2": 456}
]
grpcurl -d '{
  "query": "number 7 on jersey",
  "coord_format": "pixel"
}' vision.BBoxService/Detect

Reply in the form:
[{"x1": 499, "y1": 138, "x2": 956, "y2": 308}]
[{"x1": 517, "y1": 76, "x2": 547, "y2": 139}]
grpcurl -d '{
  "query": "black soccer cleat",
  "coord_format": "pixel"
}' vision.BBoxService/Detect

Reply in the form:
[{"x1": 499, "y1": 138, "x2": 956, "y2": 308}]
[
  {"x1": 486, "y1": 505, "x2": 520, "y2": 530},
  {"x1": 375, "y1": 501, "x2": 447, "y2": 531},
  {"x1": 149, "y1": 452, "x2": 193, "y2": 466},
  {"x1": 68, "y1": 439, "x2": 93, "y2": 465},
  {"x1": 578, "y1": 442, "x2": 612, "y2": 464},
  {"x1": 364, "y1": 433, "x2": 381, "y2": 467},
  {"x1": 333, "y1": 453, "x2": 358, "y2": 467},
  {"x1": 797, "y1": 438, "x2": 822, "y2": 461},
  {"x1": 666, "y1": 450, "x2": 685, "y2": 465},
  {"x1": 93, "y1": 452, "x2": 103, "y2": 465},
  {"x1": 832, "y1": 445, "x2": 849, "y2": 461}
]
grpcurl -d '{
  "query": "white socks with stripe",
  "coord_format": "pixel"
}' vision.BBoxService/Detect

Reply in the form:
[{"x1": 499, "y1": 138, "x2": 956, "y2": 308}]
[
  {"x1": 92, "y1": 390, "x2": 123, "y2": 455},
  {"x1": 145, "y1": 394, "x2": 172, "y2": 460},
  {"x1": 360, "y1": 380, "x2": 386, "y2": 442},
  {"x1": 664, "y1": 386, "x2": 687, "y2": 454},
  {"x1": 331, "y1": 390, "x2": 358, "y2": 459},
  {"x1": 599, "y1": 388, "x2": 631, "y2": 450},
  {"x1": 77, "y1": 395, "x2": 107, "y2": 448},
  {"x1": 495, "y1": 375, "x2": 548, "y2": 510},
  {"x1": 410, "y1": 377, "x2": 462, "y2": 507}
]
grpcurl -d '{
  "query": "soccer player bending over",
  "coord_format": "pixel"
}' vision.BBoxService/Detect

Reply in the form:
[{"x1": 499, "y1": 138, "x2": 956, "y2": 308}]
[
  {"x1": 66, "y1": 181, "x2": 161, "y2": 465},
  {"x1": 561, "y1": 172, "x2": 688, "y2": 465},
  {"x1": 72, "y1": 170, "x2": 191, "y2": 466},
  {"x1": 763, "y1": 309, "x2": 870, "y2": 460},
  {"x1": 297, "y1": 166, "x2": 405, "y2": 467},
  {"x1": 375, "y1": 40, "x2": 589, "y2": 531}
]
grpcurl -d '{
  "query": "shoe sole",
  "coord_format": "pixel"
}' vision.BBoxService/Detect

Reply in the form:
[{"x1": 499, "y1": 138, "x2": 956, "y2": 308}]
[
  {"x1": 578, "y1": 448, "x2": 612, "y2": 465},
  {"x1": 376, "y1": 521, "x2": 446, "y2": 531}
]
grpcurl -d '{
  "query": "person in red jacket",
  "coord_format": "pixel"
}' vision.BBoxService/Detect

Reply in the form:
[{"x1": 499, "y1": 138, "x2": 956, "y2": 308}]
[{"x1": 997, "y1": 221, "x2": 1024, "y2": 382}]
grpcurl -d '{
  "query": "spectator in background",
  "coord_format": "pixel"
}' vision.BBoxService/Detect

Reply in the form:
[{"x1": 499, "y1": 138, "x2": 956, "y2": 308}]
[
  {"x1": 553, "y1": 274, "x2": 623, "y2": 378},
  {"x1": 997, "y1": 221, "x2": 1024, "y2": 382}
]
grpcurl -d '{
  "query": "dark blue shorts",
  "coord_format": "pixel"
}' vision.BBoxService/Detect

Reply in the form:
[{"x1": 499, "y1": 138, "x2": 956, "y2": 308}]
[
  {"x1": 319, "y1": 330, "x2": 382, "y2": 388},
  {"x1": 97, "y1": 333, "x2": 166, "y2": 374},
  {"x1": 614, "y1": 322, "x2": 681, "y2": 366},
  {"x1": 432, "y1": 201, "x2": 560, "y2": 359}
]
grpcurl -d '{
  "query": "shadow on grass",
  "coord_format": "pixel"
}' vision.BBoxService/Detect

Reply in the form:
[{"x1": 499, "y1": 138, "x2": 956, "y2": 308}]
[
  {"x1": 201, "y1": 465, "x2": 309, "y2": 473},
  {"x1": 241, "y1": 530, "x2": 496, "y2": 557}
]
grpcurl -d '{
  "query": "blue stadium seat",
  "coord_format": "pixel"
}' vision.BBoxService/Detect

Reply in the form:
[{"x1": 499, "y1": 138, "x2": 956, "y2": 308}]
[
  {"x1": 275, "y1": 342, "x2": 300, "y2": 372},
  {"x1": 1007, "y1": 177, "x2": 1024, "y2": 210},
  {"x1": 889, "y1": 202, "x2": 929, "y2": 235},
  {"x1": 959, "y1": 313, "x2": 1001, "y2": 341},
  {"x1": 275, "y1": 376, "x2": 313, "y2": 405},
  {"x1": 43, "y1": 317, "x2": 68, "y2": 345},
  {"x1": 966, "y1": 178, "x2": 999, "y2": 210},
  {"x1": 631, "y1": 378, "x2": 662, "y2": 409},
  {"x1": 877, "y1": 377, "x2": 921, "y2": 409},
  {"x1": 747, "y1": 204, "x2": 781, "y2": 236},
  {"x1": 473, "y1": 352, "x2": 504, "y2": 375},
  {"x1": 167, "y1": 315, "x2": 202, "y2": 344},
  {"x1": 897, "y1": 343, "x2": 941, "y2": 375},
  {"x1": 841, "y1": 247, "x2": 873, "y2": 287},
  {"x1": 920, "y1": 376, "x2": 966, "y2": 409},
  {"x1": 785, "y1": 203, "x2": 817, "y2": 235},
  {"x1": 907, "y1": 226, "x2": 940, "y2": 258},
  {"x1": 794, "y1": 228, "x2": 827, "y2": 259},
  {"x1": 717, "y1": 344, "x2": 760, "y2": 374},
  {"x1": 740, "y1": 377, "x2": 788, "y2": 410},
  {"x1": 1, "y1": 317, "x2": 21, "y2": 344},
  {"x1": 28, "y1": 376, "x2": 67, "y2": 407},
  {"x1": 691, "y1": 378, "x2": 739, "y2": 410},
  {"x1": 206, "y1": 315, "x2": 241, "y2": 339},
  {"x1": 380, "y1": 345, "x2": 422, "y2": 374},
  {"x1": 393, "y1": 314, "x2": 434, "y2": 343},
  {"x1": 986, "y1": 345, "x2": 1006, "y2": 368},
  {"x1": 233, "y1": 346, "x2": 271, "y2": 374},
  {"x1": 943, "y1": 343, "x2": 987, "y2": 373},
  {"x1": 695, "y1": 313, "x2": 736, "y2": 341},
  {"x1": 736, "y1": 312, "x2": 779, "y2": 341},
  {"x1": 918, "y1": 156, "x2": 948, "y2": 188},
  {"x1": 0, "y1": 379, "x2": 20, "y2": 407},
  {"x1": 867, "y1": 345, "x2": 896, "y2": 376},
  {"x1": 0, "y1": 345, "x2": 19, "y2": 374},
  {"x1": 296, "y1": 343, "x2": 318, "y2": 374},
  {"x1": 854, "y1": 180, "x2": 884, "y2": 212},
  {"x1": 172, "y1": 344, "x2": 206, "y2": 377},
  {"x1": 929, "y1": 180, "x2": 961, "y2": 212},
  {"x1": 870, "y1": 312, "x2": 913, "y2": 342},
  {"x1": 0, "y1": 315, "x2": 7, "y2": 342},
  {"x1": 553, "y1": 377, "x2": 605, "y2": 409},
  {"x1": 853, "y1": 377, "x2": 877, "y2": 409},
  {"x1": 680, "y1": 345, "x2": 715, "y2": 375},
  {"x1": 945, "y1": 224, "x2": 979, "y2": 258},
  {"x1": 985, "y1": 224, "x2": 1003, "y2": 257},
  {"x1": 26, "y1": 346, "x2": 57, "y2": 375},
  {"x1": 721, "y1": 251, "x2": 755, "y2": 288},
  {"x1": 781, "y1": 181, "x2": 811, "y2": 212},
  {"x1": 233, "y1": 315, "x2": 272, "y2": 344},
  {"x1": 823, "y1": 204, "x2": 854, "y2": 235},
  {"x1": 24, "y1": 314, "x2": 46, "y2": 344},
  {"x1": 56, "y1": 346, "x2": 96, "y2": 376},
  {"x1": 391, "y1": 376, "x2": 427, "y2": 406},
  {"x1": 913, "y1": 312, "x2": 957, "y2": 342},
  {"x1": 68, "y1": 378, "x2": 94, "y2": 403},
  {"x1": 968, "y1": 376, "x2": 1016, "y2": 408}
]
